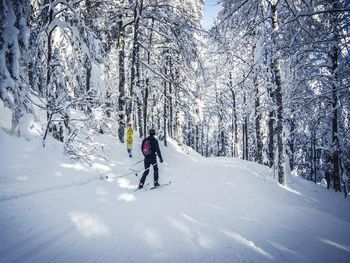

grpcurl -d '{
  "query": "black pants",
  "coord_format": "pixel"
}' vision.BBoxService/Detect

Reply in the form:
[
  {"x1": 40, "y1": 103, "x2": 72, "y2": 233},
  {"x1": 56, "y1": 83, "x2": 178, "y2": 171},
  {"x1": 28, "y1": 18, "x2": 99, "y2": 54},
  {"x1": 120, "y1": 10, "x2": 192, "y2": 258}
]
[
  {"x1": 127, "y1": 149, "x2": 132, "y2": 157},
  {"x1": 140, "y1": 157, "x2": 158, "y2": 184}
]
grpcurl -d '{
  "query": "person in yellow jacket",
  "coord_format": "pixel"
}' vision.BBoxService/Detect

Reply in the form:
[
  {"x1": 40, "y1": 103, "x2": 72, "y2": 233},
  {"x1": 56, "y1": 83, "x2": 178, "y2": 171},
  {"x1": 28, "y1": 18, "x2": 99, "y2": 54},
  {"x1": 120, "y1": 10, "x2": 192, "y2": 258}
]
[{"x1": 126, "y1": 123, "x2": 134, "y2": 158}]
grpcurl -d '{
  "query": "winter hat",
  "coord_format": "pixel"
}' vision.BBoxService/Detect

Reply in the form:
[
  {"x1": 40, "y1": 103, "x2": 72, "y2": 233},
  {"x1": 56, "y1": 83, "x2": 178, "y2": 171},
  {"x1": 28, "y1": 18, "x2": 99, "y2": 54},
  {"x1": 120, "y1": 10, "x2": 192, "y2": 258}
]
[{"x1": 149, "y1": 128, "x2": 156, "y2": 136}]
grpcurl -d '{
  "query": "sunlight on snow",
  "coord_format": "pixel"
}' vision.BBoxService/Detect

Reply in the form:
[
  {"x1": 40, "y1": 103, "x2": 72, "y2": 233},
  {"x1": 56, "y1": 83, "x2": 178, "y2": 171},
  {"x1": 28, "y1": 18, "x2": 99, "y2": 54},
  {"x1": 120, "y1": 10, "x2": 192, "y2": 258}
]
[
  {"x1": 266, "y1": 240, "x2": 299, "y2": 256},
  {"x1": 220, "y1": 229, "x2": 274, "y2": 259},
  {"x1": 117, "y1": 178, "x2": 134, "y2": 189},
  {"x1": 167, "y1": 216, "x2": 215, "y2": 249},
  {"x1": 320, "y1": 238, "x2": 350, "y2": 253},
  {"x1": 199, "y1": 201, "x2": 226, "y2": 211},
  {"x1": 95, "y1": 187, "x2": 110, "y2": 203},
  {"x1": 181, "y1": 213, "x2": 206, "y2": 226},
  {"x1": 70, "y1": 212, "x2": 110, "y2": 237},
  {"x1": 16, "y1": 176, "x2": 28, "y2": 181},
  {"x1": 117, "y1": 193, "x2": 136, "y2": 202},
  {"x1": 143, "y1": 229, "x2": 164, "y2": 250},
  {"x1": 95, "y1": 187, "x2": 109, "y2": 196},
  {"x1": 239, "y1": 216, "x2": 257, "y2": 223},
  {"x1": 167, "y1": 217, "x2": 193, "y2": 238},
  {"x1": 135, "y1": 226, "x2": 164, "y2": 250},
  {"x1": 280, "y1": 185, "x2": 303, "y2": 196},
  {"x1": 92, "y1": 163, "x2": 112, "y2": 172},
  {"x1": 198, "y1": 236, "x2": 215, "y2": 249},
  {"x1": 61, "y1": 162, "x2": 89, "y2": 172}
]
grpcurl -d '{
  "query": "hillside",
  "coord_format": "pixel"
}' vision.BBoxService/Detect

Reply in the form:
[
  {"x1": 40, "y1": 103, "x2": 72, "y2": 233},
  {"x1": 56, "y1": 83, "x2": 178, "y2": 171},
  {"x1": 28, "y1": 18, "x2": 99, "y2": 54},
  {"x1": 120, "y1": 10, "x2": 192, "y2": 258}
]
[{"x1": 0, "y1": 130, "x2": 350, "y2": 263}]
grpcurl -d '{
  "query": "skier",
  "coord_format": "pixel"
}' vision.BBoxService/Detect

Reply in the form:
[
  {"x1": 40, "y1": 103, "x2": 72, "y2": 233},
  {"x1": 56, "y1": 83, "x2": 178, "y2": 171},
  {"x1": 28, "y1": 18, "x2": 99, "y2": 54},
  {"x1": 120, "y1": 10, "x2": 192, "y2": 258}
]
[
  {"x1": 126, "y1": 123, "x2": 134, "y2": 158},
  {"x1": 139, "y1": 128, "x2": 163, "y2": 189}
]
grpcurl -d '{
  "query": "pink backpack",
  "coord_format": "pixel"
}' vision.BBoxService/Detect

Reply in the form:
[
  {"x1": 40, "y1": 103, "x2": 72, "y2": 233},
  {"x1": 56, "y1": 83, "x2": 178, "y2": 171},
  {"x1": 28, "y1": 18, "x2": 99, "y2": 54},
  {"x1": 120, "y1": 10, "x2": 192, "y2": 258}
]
[{"x1": 142, "y1": 139, "x2": 153, "y2": 156}]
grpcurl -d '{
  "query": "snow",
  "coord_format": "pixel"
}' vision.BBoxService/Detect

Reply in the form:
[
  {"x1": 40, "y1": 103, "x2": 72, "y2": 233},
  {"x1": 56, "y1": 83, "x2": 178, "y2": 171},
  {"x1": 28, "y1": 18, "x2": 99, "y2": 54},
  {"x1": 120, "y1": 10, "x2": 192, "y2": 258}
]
[
  {"x1": 19, "y1": 16, "x2": 30, "y2": 49},
  {"x1": 1, "y1": 128, "x2": 350, "y2": 262},
  {"x1": 0, "y1": 100, "x2": 12, "y2": 131},
  {"x1": 91, "y1": 62, "x2": 105, "y2": 97},
  {"x1": 18, "y1": 113, "x2": 41, "y2": 140},
  {"x1": 254, "y1": 35, "x2": 265, "y2": 66}
]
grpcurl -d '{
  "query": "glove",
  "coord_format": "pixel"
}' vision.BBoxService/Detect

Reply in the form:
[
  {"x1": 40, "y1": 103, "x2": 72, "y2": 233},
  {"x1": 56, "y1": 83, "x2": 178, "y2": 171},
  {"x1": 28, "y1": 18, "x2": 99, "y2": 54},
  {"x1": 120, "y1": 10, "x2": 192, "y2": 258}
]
[{"x1": 160, "y1": 158, "x2": 163, "y2": 163}]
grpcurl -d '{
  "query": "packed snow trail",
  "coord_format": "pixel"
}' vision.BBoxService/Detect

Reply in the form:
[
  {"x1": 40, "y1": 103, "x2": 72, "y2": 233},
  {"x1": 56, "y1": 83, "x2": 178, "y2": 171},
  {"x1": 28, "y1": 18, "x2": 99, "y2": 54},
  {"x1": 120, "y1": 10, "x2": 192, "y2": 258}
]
[{"x1": 1, "y1": 131, "x2": 350, "y2": 263}]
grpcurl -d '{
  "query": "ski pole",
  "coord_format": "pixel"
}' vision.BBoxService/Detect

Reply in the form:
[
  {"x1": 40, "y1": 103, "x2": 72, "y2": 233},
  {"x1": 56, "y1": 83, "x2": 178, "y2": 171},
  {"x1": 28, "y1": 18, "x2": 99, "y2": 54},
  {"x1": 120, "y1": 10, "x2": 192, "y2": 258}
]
[
  {"x1": 135, "y1": 163, "x2": 158, "y2": 177},
  {"x1": 104, "y1": 170, "x2": 136, "y2": 180},
  {"x1": 130, "y1": 159, "x2": 143, "y2": 166},
  {"x1": 104, "y1": 160, "x2": 146, "y2": 180},
  {"x1": 105, "y1": 163, "x2": 157, "y2": 180}
]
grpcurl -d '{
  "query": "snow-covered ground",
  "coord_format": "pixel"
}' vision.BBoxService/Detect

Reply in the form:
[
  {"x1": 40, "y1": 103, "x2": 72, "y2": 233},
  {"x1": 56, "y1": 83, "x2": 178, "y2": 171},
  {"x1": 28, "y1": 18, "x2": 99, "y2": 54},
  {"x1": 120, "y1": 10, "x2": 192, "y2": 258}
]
[{"x1": 1, "y1": 128, "x2": 350, "y2": 263}]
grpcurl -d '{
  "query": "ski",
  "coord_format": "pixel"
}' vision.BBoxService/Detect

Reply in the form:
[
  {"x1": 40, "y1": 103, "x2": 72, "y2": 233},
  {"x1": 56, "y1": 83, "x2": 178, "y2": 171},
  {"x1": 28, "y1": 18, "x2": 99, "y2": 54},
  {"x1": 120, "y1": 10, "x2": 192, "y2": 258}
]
[
  {"x1": 150, "y1": 181, "x2": 171, "y2": 190},
  {"x1": 132, "y1": 181, "x2": 171, "y2": 192},
  {"x1": 132, "y1": 182, "x2": 150, "y2": 192}
]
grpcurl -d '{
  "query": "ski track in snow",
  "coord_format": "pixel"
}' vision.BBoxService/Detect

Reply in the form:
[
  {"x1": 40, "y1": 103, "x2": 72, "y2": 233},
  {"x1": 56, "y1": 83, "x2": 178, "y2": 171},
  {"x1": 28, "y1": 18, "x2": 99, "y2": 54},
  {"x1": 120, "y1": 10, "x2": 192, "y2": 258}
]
[
  {"x1": 1, "y1": 135, "x2": 350, "y2": 263},
  {"x1": 0, "y1": 183, "x2": 141, "y2": 263},
  {"x1": 0, "y1": 175, "x2": 99, "y2": 202}
]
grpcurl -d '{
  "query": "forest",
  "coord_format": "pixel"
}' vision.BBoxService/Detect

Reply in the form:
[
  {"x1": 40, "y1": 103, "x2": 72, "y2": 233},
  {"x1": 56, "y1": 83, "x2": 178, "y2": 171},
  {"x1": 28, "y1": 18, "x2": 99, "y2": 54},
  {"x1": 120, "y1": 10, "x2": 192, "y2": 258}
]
[{"x1": 1, "y1": 0, "x2": 349, "y2": 194}]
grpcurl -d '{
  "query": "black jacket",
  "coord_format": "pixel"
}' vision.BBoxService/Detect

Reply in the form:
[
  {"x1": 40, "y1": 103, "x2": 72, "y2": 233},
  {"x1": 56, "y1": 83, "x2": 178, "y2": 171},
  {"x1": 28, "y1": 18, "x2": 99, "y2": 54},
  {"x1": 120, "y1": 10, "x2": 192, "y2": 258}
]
[{"x1": 141, "y1": 135, "x2": 163, "y2": 160}]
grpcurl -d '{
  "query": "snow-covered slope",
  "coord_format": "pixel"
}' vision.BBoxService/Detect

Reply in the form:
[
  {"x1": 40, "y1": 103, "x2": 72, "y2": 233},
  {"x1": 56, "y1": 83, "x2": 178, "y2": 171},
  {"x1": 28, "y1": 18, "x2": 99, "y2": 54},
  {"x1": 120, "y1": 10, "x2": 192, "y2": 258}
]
[{"x1": 1, "y1": 130, "x2": 350, "y2": 263}]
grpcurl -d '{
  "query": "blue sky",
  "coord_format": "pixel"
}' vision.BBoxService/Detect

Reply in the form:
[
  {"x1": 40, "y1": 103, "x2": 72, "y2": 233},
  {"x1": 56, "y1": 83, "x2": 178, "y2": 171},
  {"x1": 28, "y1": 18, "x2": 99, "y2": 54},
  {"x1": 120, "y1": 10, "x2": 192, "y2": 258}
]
[{"x1": 202, "y1": 0, "x2": 221, "y2": 29}]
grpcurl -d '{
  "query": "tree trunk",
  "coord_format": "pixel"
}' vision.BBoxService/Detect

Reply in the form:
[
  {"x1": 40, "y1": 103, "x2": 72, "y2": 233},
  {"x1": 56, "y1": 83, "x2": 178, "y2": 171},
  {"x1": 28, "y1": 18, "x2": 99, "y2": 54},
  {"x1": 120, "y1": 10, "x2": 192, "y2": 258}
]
[
  {"x1": 219, "y1": 102, "x2": 225, "y2": 156},
  {"x1": 45, "y1": 1, "x2": 54, "y2": 92},
  {"x1": 221, "y1": 124, "x2": 225, "y2": 156},
  {"x1": 196, "y1": 124, "x2": 200, "y2": 152},
  {"x1": 163, "y1": 91, "x2": 167, "y2": 146},
  {"x1": 201, "y1": 123, "x2": 204, "y2": 156},
  {"x1": 163, "y1": 50, "x2": 168, "y2": 146},
  {"x1": 229, "y1": 72, "x2": 238, "y2": 157},
  {"x1": 268, "y1": 110, "x2": 275, "y2": 166},
  {"x1": 329, "y1": 0, "x2": 342, "y2": 192},
  {"x1": 137, "y1": 95, "x2": 143, "y2": 137},
  {"x1": 175, "y1": 111, "x2": 182, "y2": 146},
  {"x1": 242, "y1": 91, "x2": 248, "y2": 160},
  {"x1": 271, "y1": 2, "x2": 285, "y2": 185},
  {"x1": 289, "y1": 118, "x2": 295, "y2": 170},
  {"x1": 216, "y1": 89, "x2": 225, "y2": 156},
  {"x1": 117, "y1": 12, "x2": 126, "y2": 143},
  {"x1": 169, "y1": 78, "x2": 173, "y2": 138},
  {"x1": 266, "y1": 41, "x2": 275, "y2": 168},
  {"x1": 206, "y1": 121, "x2": 209, "y2": 157},
  {"x1": 144, "y1": 77, "x2": 149, "y2": 137},
  {"x1": 85, "y1": 57, "x2": 92, "y2": 113},
  {"x1": 330, "y1": 39, "x2": 340, "y2": 192},
  {"x1": 255, "y1": 76, "x2": 263, "y2": 164},
  {"x1": 143, "y1": 18, "x2": 154, "y2": 138},
  {"x1": 244, "y1": 115, "x2": 248, "y2": 160},
  {"x1": 312, "y1": 131, "x2": 317, "y2": 183},
  {"x1": 127, "y1": 0, "x2": 143, "y2": 124},
  {"x1": 42, "y1": 1, "x2": 56, "y2": 142},
  {"x1": 46, "y1": 17, "x2": 55, "y2": 122}
]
